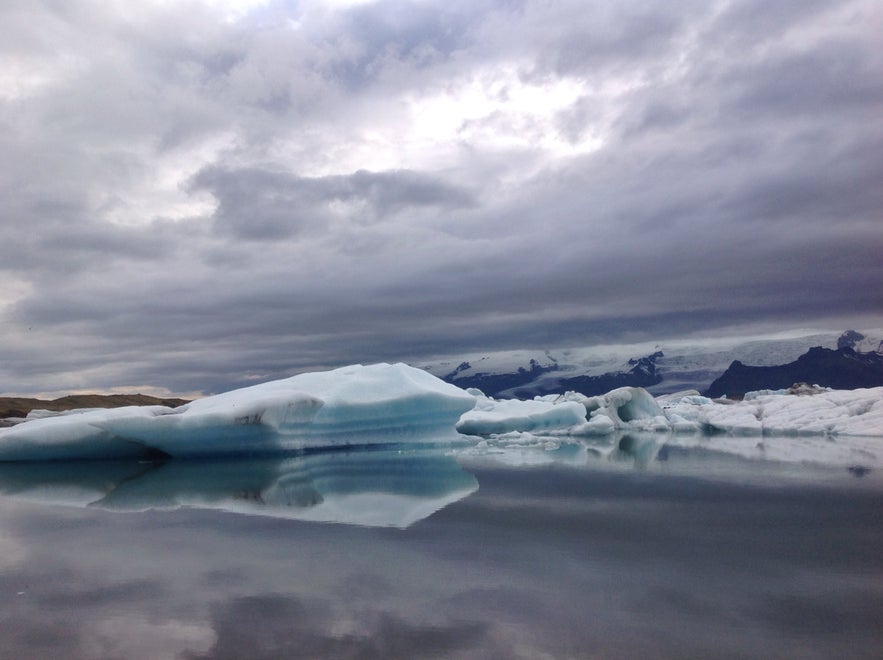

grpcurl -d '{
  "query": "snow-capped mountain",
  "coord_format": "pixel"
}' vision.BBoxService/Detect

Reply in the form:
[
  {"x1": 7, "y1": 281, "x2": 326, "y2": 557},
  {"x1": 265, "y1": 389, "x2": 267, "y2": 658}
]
[
  {"x1": 837, "y1": 329, "x2": 883, "y2": 354},
  {"x1": 420, "y1": 329, "x2": 883, "y2": 398}
]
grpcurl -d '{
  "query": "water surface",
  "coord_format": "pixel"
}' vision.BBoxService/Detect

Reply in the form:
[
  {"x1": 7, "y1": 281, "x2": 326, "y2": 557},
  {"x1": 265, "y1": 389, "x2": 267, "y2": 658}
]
[{"x1": 1, "y1": 438, "x2": 881, "y2": 658}]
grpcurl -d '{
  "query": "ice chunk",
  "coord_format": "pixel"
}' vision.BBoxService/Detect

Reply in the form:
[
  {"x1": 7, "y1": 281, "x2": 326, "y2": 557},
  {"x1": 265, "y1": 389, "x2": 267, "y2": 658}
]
[
  {"x1": 572, "y1": 387, "x2": 666, "y2": 433},
  {"x1": 656, "y1": 390, "x2": 713, "y2": 407},
  {"x1": 583, "y1": 387, "x2": 663, "y2": 424},
  {"x1": 666, "y1": 413, "x2": 702, "y2": 434},
  {"x1": 664, "y1": 386, "x2": 883, "y2": 438},
  {"x1": 456, "y1": 396, "x2": 587, "y2": 436},
  {"x1": 0, "y1": 406, "x2": 173, "y2": 461},
  {"x1": 570, "y1": 415, "x2": 617, "y2": 436},
  {"x1": 456, "y1": 387, "x2": 667, "y2": 437},
  {"x1": 0, "y1": 364, "x2": 477, "y2": 461},
  {"x1": 743, "y1": 388, "x2": 789, "y2": 400}
]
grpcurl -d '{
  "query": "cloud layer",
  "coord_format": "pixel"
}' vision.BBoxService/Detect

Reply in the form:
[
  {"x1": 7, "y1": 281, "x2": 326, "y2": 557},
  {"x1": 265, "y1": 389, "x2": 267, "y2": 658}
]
[{"x1": 2, "y1": 0, "x2": 882, "y2": 394}]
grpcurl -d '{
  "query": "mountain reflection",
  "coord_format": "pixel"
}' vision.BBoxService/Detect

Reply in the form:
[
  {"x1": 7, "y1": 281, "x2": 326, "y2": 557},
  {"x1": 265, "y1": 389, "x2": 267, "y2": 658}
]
[{"x1": 0, "y1": 448, "x2": 478, "y2": 528}]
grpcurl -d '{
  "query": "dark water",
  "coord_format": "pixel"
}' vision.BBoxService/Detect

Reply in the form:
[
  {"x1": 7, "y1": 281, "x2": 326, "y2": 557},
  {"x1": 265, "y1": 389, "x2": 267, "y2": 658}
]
[{"x1": 0, "y1": 441, "x2": 881, "y2": 659}]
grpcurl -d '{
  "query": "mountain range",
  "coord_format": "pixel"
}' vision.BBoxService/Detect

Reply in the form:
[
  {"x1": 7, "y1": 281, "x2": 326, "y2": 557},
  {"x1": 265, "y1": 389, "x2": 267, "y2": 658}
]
[{"x1": 424, "y1": 329, "x2": 883, "y2": 399}]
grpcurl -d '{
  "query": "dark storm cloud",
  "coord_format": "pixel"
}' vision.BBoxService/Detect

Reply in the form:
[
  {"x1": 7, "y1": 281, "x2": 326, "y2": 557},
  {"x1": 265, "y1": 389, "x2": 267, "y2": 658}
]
[{"x1": 0, "y1": 0, "x2": 881, "y2": 394}]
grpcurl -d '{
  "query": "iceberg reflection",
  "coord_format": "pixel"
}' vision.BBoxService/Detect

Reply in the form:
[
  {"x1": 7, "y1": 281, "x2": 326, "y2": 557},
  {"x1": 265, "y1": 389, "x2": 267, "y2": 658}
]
[
  {"x1": 0, "y1": 447, "x2": 479, "y2": 528},
  {"x1": 452, "y1": 432, "x2": 879, "y2": 485}
]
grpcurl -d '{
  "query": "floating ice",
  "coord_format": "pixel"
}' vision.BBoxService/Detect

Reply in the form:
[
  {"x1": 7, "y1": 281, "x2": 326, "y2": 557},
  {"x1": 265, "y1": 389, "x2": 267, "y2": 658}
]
[
  {"x1": 0, "y1": 364, "x2": 476, "y2": 461},
  {"x1": 665, "y1": 386, "x2": 883, "y2": 437},
  {"x1": 455, "y1": 386, "x2": 883, "y2": 468},
  {"x1": 2, "y1": 363, "x2": 882, "y2": 469},
  {"x1": 0, "y1": 406, "x2": 177, "y2": 461},
  {"x1": 459, "y1": 386, "x2": 883, "y2": 441},
  {"x1": 576, "y1": 387, "x2": 671, "y2": 432},
  {"x1": 456, "y1": 394, "x2": 587, "y2": 436},
  {"x1": 458, "y1": 387, "x2": 673, "y2": 438}
]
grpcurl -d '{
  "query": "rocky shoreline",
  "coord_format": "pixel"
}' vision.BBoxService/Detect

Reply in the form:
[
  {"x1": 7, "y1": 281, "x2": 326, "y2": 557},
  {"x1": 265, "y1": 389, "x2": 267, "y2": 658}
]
[{"x1": 0, "y1": 394, "x2": 190, "y2": 426}]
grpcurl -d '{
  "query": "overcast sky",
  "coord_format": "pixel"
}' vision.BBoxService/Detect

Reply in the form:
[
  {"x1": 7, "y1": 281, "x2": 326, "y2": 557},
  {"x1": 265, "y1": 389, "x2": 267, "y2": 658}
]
[{"x1": 1, "y1": 0, "x2": 882, "y2": 396}]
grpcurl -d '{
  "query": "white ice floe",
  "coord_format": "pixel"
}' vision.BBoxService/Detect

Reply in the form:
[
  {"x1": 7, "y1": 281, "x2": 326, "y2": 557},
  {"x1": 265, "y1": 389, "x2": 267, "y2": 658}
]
[
  {"x1": 456, "y1": 386, "x2": 883, "y2": 469},
  {"x1": 458, "y1": 386, "x2": 883, "y2": 440},
  {"x1": 458, "y1": 387, "x2": 675, "y2": 438},
  {"x1": 664, "y1": 387, "x2": 883, "y2": 437},
  {"x1": 0, "y1": 364, "x2": 476, "y2": 461}
]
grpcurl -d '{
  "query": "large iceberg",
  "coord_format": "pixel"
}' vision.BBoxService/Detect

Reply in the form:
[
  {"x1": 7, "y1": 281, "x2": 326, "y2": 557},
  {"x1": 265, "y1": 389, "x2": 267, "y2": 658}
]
[{"x1": 0, "y1": 364, "x2": 476, "y2": 461}]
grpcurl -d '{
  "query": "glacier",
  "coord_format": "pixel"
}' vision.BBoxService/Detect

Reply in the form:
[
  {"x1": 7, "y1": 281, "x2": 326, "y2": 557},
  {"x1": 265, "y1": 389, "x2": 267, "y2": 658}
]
[{"x1": 0, "y1": 362, "x2": 881, "y2": 469}]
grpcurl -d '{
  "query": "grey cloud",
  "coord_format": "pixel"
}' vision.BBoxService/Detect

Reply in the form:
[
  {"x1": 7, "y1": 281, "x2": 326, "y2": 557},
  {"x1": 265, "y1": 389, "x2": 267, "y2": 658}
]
[
  {"x1": 707, "y1": 0, "x2": 839, "y2": 47},
  {"x1": 0, "y1": 200, "x2": 178, "y2": 279},
  {"x1": 490, "y1": 0, "x2": 703, "y2": 82},
  {"x1": 330, "y1": 0, "x2": 487, "y2": 87},
  {"x1": 546, "y1": 9, "x2": 685, "y2": 76},
  {"x1": 191, "y1": 166, "x2": 476, "y2": 240},
  {"x1": 344, "y1": 170, "x2": 477, "y2": 213},
  {"x1": 1, "y1": 0, "x2": 882, "y2": 395},
  {"x1": 185, "y1": 593, "x2": 490, "y2": 660},
  {"x1": 718, "y1": 41, "x2": 883, "y2": 122},
  {"x1": 616, "y1": 98, "x2": 691, "y2": 138},
  {"x1": 189, "y1": 167, "x2": 321, "y2": 240},
  {"x1": 37, "y1": 224, "x2": 175, "y2": 263}
]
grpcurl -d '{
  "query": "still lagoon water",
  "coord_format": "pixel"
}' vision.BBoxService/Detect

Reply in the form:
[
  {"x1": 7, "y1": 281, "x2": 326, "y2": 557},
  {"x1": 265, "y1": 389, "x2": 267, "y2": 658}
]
[{"x1": 1, "y1": 435, "x2": 881, "y2": 658}]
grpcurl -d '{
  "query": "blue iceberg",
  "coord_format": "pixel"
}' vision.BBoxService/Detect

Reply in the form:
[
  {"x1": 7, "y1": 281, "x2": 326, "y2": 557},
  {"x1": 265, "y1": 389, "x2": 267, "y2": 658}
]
[{"x1": 0, "y1": 364, "x2": 477, "y2": 461}]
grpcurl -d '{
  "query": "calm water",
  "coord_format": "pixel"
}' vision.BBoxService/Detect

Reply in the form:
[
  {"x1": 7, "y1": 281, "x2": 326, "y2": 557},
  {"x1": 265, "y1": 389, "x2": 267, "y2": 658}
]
[{"x1": 1, "y1": 438, "x2": 881, "y2": 659}]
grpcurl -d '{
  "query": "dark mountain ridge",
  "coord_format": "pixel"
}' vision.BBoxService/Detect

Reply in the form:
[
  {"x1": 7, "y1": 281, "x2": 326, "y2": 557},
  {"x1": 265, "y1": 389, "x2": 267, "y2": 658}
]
[
  {"x1": 706, "y1": 346, "x2": 883, "y2": 398},
  {"x1": 443, "y1": 359, "x2": 560, "y2": 396},
  {"x1": 515, "y1": 351, "x2": 664, "y2": 398},
  {"x1": 439, "y1": 330, "x2": 882, "y2": 400}
]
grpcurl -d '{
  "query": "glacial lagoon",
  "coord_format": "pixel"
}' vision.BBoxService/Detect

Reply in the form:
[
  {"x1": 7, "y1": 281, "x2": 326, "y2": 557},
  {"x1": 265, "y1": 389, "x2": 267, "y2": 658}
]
[{"x1": 1, "y1": 437, "x2": 882, "y2": 659}]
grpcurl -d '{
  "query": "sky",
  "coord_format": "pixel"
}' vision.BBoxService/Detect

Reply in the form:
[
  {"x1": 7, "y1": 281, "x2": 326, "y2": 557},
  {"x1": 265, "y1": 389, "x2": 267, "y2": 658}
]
[{"x1": 1, "y1": 0, "x2": 882, "y2": 397}]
